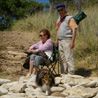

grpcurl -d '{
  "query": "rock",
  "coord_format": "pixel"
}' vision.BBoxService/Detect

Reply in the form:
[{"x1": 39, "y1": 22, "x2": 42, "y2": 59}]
[
  {"x1": 27, "y1": 75, "x2": 37, "y2": 88},
  {"x1": 67, "y1": 74, "x2": 84, "y2": 79},
  {"x1": 37, "y1": 96, "x2": 64, "y2": 98},
  {"x1": 93, "y1": 93, "x2": 98, "y2": 98},
  {"x1": 50, "y1": 91, "x2": 66, "y2": 97},
  {"x1": 27, "y1": 96, "x2": 64, "y2": 98},
  {"x1": 6, "y1": 46, "x2": 15, "y2": 50},
  {"x1": 66, "y1": 96, "x2": 83, "y2": 98},
  {"x1": 25, "y1": 88, "x2": 46, "y2": 98},
  {"x1": 63, "y1": 84, "x2": 71, "y2": 89},
  {"x1": 73, "y1": 81, "x2": 96, "y2": 88},
  {"x1": 60, "y1": 78, "x2": 77, "y2": 86},
  {"x1": 73, "y1": 78, "x2": 91, "y2": 87},
  {"x1": 34, "y1": 87, "x2": 42, "y2": 92},
  {"x1": 0, "y1": 87, "x2": 8, "y2": 96},
  {"x1": 19, "y1": 77, "x2": 29, "y2": 84},
  {"x1": 62, "y1": 86, "x2": 97, "y2": 98},
  {"x1": 61, "y1": 74, "x2": 84, "y2": 79},
  {"x1": 72, "y1": 82, "x2": 88, "y2": 88},
  {"x1": 0, "y1": 93, "x2": 26, "y2": 98},
  {"x1": 0, "y1": 79, "x2": 11, "y2": 85},
  {"x1": 27, "y1": 82, "x2": 37, "y2": 88},
  {"x1": 7, "y1": 51, "x2": 27, "y2": 60},
  {"x1": 1, "y1": 81, "x2": 18, "y2": 90},
  {"x1": 25, "y1": 88, "x2": 35, "y2": 98},
  {"x1": 9, "y1": 83, "x2": 27, "y2": 93},
  {"x1": 55, "y1": 77, "x2": 62, "y2": 85},
  {"x1": 87, "y1": 81, "x2": 96, "y2": 87},
  {"x1": 51, "y1": 87, "x2": 65, "y2": 92},
  {"x1": 7, "y1": 51, "x2": 26, "y2": 57},
  {"x1": 28, "y1": 75, "x2": 36, "y2": 83}
]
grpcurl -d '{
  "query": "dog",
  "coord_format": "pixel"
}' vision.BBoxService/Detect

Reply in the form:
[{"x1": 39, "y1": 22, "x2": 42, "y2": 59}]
[{"x1": 36, "y1": 69, "x2": 55, "y2": 95}]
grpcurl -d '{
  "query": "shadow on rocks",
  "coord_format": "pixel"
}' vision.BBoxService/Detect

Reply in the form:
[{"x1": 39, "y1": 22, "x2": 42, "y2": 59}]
[{"x1": 75, "y1": 68, "x2": 92, "y2": 77}]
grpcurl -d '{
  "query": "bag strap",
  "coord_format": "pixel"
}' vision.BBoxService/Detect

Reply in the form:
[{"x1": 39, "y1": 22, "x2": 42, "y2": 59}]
[{"x1": 59, "y1": 15, "x2": 67, "y2": 26}]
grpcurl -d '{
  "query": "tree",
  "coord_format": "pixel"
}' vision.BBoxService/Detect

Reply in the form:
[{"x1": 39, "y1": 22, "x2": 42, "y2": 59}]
[
  {"x1": 78, "y1": 0, "x2": 82, "y2": 11},
  {"x1": 0, "y1": 0, "x2": 43, "y2": 30},
  {"x1": 49, "y1": 0, "x2": 73, "y2": 12},
  {"x1": 49, "y1": 0, "x2": 72, "y2": 4},
  {"x1": 44, "y1": 3, "x2": 50, "y2": 9}
]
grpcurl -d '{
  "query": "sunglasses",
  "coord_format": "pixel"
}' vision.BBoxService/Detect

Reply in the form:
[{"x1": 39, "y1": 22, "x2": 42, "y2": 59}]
[
  {"x1": 58, "y1": 9, "x2": 64, "y2": 12},
  {"x1": 39, "y1": 34, "x2": 45, "y2": 37}
]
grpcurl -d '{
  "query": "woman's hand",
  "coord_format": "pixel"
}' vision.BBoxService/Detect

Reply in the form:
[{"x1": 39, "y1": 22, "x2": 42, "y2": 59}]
[
  {"x1": 31, "y1": 50, "x2": 36, "y2": 53},
  {"x1": 27, "y1": 49, "x2": 36, "y2": 53}
]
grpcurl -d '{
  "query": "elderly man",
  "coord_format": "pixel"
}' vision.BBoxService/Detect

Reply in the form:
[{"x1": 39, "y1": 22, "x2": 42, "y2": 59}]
[{"x1": 55, "y1": 4, "x2": 78, "y2": 75}]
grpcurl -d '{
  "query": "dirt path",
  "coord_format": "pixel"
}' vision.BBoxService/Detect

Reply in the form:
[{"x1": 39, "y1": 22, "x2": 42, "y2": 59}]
[{"x1": 0, "y1": 31, "x2": 39, "y2": 81}]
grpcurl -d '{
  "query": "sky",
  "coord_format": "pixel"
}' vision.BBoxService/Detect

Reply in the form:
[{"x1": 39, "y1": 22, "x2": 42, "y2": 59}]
[{"x1": 33, "y1": 0, "x2": 49, "y2": 4}]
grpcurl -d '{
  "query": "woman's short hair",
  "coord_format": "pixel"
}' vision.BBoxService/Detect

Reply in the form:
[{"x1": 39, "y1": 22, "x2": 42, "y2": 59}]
[{"x1": 40, "y1": 29, "x2": 50, "y2": 39}]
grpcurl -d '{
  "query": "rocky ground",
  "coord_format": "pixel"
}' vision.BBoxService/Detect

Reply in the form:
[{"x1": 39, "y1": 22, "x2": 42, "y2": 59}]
[
  {"x1": 0, "y1": 74, "x2": 98, "y2": 98},
  {"x1": 0, "y1": 31, "x2": 98, "y2": 98}
]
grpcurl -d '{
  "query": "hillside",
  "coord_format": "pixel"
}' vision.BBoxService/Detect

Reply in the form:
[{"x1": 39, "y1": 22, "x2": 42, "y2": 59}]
[
  {"x1": 0, "y1": 6, "x2": 98, "y2": 81},
  {"x1": 0, "y1": 31, "x2": 39, "y2": 81},
  {"x1": 0, "y1": 31, "x2": 98, "y2": 81}
]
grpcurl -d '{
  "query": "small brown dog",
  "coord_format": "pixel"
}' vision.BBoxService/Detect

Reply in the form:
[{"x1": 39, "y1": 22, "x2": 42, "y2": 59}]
[{"x1": 36, "y1": 69, "x2": 55, "y2": 95}]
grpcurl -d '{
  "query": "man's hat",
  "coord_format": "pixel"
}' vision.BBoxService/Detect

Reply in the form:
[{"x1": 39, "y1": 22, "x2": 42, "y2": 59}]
[{"x1": 56, "y1": 4, "x2": 65, "y2": 11}]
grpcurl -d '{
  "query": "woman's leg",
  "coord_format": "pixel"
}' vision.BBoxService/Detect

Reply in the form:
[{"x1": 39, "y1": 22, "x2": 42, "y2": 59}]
[
  {"x1": 32, "y1": 66, "x2": 37, "y2": 74},
  {"x1": 31, "y1": 55, "x2": 44, "y2": 75},
  {"x1": 26, "y1": 54, "x2": 36, "y2": 77},
  {"x1": 29, "y1": 60, "x2": 34, "y2": 74}
]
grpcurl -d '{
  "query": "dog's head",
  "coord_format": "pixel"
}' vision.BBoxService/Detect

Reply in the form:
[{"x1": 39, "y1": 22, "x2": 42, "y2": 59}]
[
  {"x1": 36, "y1": 69, "x2": 55, "y2": 87},
  {"x1": 41, "y1": 72, "x2": 52, "y2": 86}
]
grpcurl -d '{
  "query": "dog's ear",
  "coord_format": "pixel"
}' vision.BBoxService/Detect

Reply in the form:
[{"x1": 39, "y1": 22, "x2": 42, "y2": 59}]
[
  {"x1": 49, "y1": 72, "x2": 55, "y2": 86},
  {"x1": 49, "y1": 72, "x2": 55, "y2": 79},
  {"x1": 36, "y1": 70, "x2": 44, "y2": 86},
  {"x1": 36, "y1": 76, "x2": 44, "y2": 86}
]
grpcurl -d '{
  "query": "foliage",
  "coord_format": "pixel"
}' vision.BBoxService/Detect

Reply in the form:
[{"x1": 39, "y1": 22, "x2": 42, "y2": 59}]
[
  {"x1": 44, "y1": 3, "x2": 50, "y2": 9},
  {"x1": 0, "y1": 0, "x2": 43, "y2": 30},
  {"x1": 88, "y1": 0, "x2": 98, "y2": 5},
  {"x1": 49, "y1": 0, "x2": 72, "y2": 4}
]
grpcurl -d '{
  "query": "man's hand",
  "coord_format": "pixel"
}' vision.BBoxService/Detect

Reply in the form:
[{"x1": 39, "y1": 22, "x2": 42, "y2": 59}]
[
  {"x1": 55, "y1": 40, "x2": 58, "y2": 47},
  {"x1": 70, "y1": 42, "x2": 74, "y2": 49}
]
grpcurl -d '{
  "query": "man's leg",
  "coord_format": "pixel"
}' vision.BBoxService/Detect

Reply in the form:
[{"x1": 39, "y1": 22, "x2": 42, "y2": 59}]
[
  {"x1": 59, "y1": 40, "x2": 68, "y2": 74},
  {"x1": 59, "y1": 54, "x2": 64, "y2": 74},
  {"x1": 62, "y1": 40, "x2": 74, "y2": 75}
]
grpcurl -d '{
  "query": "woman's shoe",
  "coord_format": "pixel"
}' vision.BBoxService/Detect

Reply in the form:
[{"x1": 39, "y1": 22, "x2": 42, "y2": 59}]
[{"x1": 26, "y1": 73, "x2": 31, "y2": 77}]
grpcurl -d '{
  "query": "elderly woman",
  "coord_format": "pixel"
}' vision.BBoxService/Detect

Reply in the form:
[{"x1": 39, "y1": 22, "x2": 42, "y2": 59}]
[{"x1": 26, "y1": 29, "x2": 53, "y2": 77}]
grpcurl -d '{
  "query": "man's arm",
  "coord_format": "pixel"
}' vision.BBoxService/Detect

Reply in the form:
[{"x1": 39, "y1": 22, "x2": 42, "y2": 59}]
[
  {"x1": 70, "y1": 28, "x2": 77, "y2": 49},
  {"x1": 69, "y1": 18, "x2": 78, "y2": 49},
  {"x1": 55, "y1": 19, "x2": 59, "y2": 47}
]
